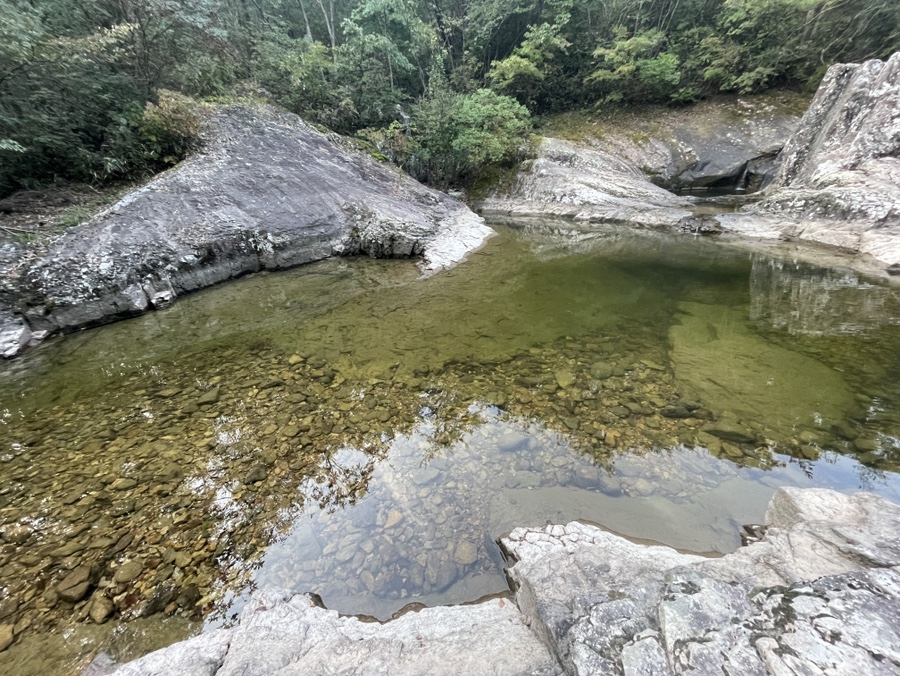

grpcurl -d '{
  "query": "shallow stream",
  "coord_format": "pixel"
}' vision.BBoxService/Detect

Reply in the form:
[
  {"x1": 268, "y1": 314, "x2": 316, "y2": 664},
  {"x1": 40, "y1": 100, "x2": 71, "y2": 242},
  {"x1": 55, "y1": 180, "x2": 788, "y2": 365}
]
[{"x1": 1, "y1": 223, "x2": 899, "y2": 674}]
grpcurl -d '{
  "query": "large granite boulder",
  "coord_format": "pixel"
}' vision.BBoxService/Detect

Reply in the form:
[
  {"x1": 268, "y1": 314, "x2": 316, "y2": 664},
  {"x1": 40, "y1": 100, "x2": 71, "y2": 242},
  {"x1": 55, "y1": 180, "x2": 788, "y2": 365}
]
[
  {"x1": 479, "y1": 137, "x2": 695, "y2": 229},
  {"x1": 594, "y1": 94, "x2": 804, "y2": 191},
  {"x1": 478, "y1": 96, "x2": 803, "y2": 232},
  {"x1": 724, "y1": 52, "x2": 900, "y2": 271},
  {"x1": 0, "y1": 104, "x2": 491, "y2": 356}
]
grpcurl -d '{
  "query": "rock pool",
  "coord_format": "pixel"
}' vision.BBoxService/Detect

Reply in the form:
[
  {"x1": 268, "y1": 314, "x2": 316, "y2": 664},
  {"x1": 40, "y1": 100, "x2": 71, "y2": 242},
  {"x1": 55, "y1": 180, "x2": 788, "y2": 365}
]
[{"x1": 1, "y1": 223, "x2": 899, "y2": 674}]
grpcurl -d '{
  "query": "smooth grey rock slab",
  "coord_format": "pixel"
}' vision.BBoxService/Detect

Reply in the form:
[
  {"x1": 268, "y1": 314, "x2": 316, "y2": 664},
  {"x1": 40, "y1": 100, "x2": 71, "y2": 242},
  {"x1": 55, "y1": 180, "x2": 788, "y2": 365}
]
[
  {"x1": 479, "y1": 137, "x2": 694, "y2": 229},
  {"x1": 1, "y1": 104, "x2": 491, "y2": 356},
  {"x1": 112, "y1": 589, "x2": 560, "y2": 676}
]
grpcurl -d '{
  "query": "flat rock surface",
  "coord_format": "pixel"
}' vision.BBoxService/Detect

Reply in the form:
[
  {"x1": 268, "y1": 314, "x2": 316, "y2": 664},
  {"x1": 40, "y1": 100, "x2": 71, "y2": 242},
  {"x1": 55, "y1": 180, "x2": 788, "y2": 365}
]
[
  {"x1": 110, "y1": 590, "x2": 560, "y2": 676},
  {"x1": 0, "y1": 104, "x2": 491, "y2": 355},
  {"x1": 107, "y1": 487, "x2": 900, "y2": 675},
  {"x1": 502, "y1": 487, "x2": 900, "y2": 675}
]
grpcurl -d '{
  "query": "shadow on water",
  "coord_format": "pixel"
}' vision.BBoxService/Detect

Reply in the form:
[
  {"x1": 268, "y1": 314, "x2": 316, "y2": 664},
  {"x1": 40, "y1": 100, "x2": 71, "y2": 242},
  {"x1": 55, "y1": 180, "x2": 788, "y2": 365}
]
[{"x1": 1, "y1": 224, "x2": 900, "y2": 674}]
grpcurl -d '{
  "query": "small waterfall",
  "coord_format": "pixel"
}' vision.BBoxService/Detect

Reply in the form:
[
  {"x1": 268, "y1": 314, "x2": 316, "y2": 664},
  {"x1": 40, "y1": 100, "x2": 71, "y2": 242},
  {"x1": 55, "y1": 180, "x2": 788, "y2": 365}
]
[{"x1": 735, "y1": 163, "x2": 750, "y2": 193}]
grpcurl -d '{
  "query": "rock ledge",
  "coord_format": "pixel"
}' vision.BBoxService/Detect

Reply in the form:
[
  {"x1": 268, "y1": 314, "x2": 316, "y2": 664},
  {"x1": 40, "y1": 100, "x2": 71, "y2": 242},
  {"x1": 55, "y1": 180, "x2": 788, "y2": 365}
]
[{"x1": 108, "y1": 487, "x2": 900, "y2": 675}]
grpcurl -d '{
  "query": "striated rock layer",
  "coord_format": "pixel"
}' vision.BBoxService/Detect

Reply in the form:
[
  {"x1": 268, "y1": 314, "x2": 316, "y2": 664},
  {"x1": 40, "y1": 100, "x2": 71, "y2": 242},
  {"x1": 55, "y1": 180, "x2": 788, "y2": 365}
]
[
  {"x1": 478, "y1": 137, "x2": 695, "y2": 229},
  {"x1": 724, "y1": 52, "x2": 900, "y2": 270},
  {"x1": 108, "y1": 487, "x2": 900, "y2": 675},
  {"x1": 0, "y1": 104, "x2": 491, "y2": 357}
]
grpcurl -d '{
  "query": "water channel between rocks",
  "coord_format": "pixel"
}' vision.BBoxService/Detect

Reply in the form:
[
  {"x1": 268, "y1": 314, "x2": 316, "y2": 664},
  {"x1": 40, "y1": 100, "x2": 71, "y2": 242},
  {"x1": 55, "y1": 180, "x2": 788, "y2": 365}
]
[{"x1": 1, "y1": 223, "x2": 900, "y2": 674}]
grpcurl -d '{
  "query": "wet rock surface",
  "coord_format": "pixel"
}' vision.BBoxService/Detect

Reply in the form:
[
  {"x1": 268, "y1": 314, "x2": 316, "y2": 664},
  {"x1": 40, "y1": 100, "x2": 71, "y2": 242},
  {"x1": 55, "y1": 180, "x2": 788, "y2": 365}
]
[
  {"x1": 0, "y1": 104, "x2": 491, "y2": 356},
  {"x1": 726, "y1": 52, "x2": 900, "y2": 270}
]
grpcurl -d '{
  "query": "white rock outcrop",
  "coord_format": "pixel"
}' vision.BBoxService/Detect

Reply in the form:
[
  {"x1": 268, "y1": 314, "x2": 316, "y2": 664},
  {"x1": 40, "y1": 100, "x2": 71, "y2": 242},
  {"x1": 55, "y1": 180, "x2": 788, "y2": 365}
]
[{"x1": 109, "y1": 487, "x2": 900, "y2": 676}]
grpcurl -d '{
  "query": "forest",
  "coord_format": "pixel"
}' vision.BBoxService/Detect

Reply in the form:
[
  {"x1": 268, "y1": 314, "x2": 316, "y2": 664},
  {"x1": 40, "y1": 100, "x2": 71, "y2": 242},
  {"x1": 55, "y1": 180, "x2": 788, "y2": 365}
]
[{"x1": 1, "y1": 0, "x2": 898, "y2": 195}]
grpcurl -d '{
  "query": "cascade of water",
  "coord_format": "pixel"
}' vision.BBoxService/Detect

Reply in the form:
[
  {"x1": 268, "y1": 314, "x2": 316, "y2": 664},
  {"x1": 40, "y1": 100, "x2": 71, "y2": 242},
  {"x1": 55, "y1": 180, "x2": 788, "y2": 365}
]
[{"x1": 735, "y1": 163, "x2": 751, "y2": 193}]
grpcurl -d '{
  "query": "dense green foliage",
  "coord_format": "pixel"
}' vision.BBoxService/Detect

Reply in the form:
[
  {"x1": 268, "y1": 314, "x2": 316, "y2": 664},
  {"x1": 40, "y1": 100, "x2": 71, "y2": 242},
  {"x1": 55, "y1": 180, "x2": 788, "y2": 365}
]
[{"x1": 1, "y1": 0, "x2": 898, "y2": 194}]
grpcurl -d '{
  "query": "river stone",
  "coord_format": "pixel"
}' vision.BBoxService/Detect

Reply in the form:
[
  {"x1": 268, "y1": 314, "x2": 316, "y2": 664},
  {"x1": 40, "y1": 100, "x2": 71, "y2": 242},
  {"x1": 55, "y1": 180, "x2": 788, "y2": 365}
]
[
  {"x1": 197, "y1": 387, "x2": 220, "y2": 405},
  {"x1": 244, "y1": 465, "x2": 267, "y2": 484},
  {"x1": 590, "y1": 361, "x2": 614, "y2": 380},
  {"x1": 701, "y1": 419, "x2": 757, "y2": 445},
  {"x1": 114, "y1": 560, "x2": 144, "y2": 584},
  {"x1": 411, "y1": 467, "x2": 440, "y2": 486},
  {"x1": 3, "y1": 104, "x2": 491, "y2": 355},
  {"x1": 57, "y1": 565, "x2": 92, "y2": 602},
  {"x1": 0, "y1": 624, "x2": 12, "y2": 652},
  {"x1": 669, "y1": 301, "x2": 853, "y2": 438},
  {"x1": 553, "y1": 370, "x2": 575, "y2": 389},
  {"x1": 0, "y1": 523, "x2": 32, "y2": 545},
  {"x1": 89, "y1": 595, "x2": 115, "y2": 624},
  {"x1": 497, "y1": 431, "x2": 529, "y2": 453},
  {"x1": 0, "y1": 598, "x2": 17, "y2": 621},
  {"x1": 384, "y1": 510, "x2": 404, "y2": 529},
  {"x1": 453, "y1": 541, "x2": 478, "y2": 566}
]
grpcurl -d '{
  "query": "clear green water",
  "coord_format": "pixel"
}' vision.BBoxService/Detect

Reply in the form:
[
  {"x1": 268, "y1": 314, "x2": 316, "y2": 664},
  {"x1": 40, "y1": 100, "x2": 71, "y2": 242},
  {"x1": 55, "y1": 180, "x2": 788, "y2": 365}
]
[{"x1": 1, "y1": 224, "x2": 899, "y2": 673}]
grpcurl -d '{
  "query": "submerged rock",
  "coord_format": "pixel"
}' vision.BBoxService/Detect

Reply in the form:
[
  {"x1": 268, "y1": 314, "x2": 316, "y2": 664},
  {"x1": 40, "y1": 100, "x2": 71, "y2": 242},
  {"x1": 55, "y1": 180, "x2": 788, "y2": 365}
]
[
  {"x1": 669, "y1": 301, "x2": 852, "y2": 438},
  {"x1": 0, "y1": 104, "x2": 491, "y2": 356}
]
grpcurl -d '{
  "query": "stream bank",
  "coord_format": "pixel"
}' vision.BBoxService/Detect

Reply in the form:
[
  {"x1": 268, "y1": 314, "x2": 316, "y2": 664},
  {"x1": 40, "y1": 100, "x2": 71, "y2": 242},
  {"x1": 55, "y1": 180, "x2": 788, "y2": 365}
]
[
  {"x1": 105, "y1": 487, "x2": 900, "y2": 675},
  {"x1": 480, "y1": 52, "x2": 900, "y2": 277}
]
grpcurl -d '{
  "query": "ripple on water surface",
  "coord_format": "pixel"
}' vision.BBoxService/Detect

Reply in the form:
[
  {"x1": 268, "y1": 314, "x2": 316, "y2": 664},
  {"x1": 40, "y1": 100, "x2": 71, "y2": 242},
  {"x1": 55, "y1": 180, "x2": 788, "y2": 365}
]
[{"x1": 1, "y1": 224, "x2": 900, "y2": 674}]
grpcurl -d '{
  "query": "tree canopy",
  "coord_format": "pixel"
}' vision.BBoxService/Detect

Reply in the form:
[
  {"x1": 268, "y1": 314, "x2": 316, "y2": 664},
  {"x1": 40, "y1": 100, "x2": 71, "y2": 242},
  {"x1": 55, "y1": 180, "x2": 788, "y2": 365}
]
[{"x1": 1, "y1": 0, "x2": 898, "y2": 194}]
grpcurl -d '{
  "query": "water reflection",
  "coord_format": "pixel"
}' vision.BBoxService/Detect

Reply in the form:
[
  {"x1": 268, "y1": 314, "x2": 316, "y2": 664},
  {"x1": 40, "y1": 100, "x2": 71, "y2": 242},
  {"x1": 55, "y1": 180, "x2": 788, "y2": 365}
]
[
  {"x1": 749, "y1": 256, "x2": 900, "y2": 335},
  {"x1": 1, "y1": 224, "x2": 900, "y2": 674}
]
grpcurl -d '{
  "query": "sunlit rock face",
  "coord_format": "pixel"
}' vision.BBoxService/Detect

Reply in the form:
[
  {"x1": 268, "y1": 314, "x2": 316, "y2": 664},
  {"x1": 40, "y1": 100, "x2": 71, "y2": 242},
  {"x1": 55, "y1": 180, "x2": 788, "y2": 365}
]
[
  {"x1": 0, "y1": 104, "x2": 490, "y2": 356},
  {"x1": 749, "y1": 256, "x2": 900, "y2": 336}
]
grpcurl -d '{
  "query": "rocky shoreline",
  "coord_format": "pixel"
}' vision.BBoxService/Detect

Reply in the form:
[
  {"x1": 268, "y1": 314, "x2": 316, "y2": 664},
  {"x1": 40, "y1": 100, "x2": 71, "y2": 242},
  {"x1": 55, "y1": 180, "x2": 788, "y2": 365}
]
[
  {"x1": 3, "y1": 54, "x2": 900, "y2": 358},
  {"x1": 102, "y1": 486, "x2": 900, "y2": 675},
  {"x1": 0, "y1": 104, "x2": 491, "y2": 358},
  {"x1": 481, "y1": 52, "x2": 900, "y2": 277}
]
